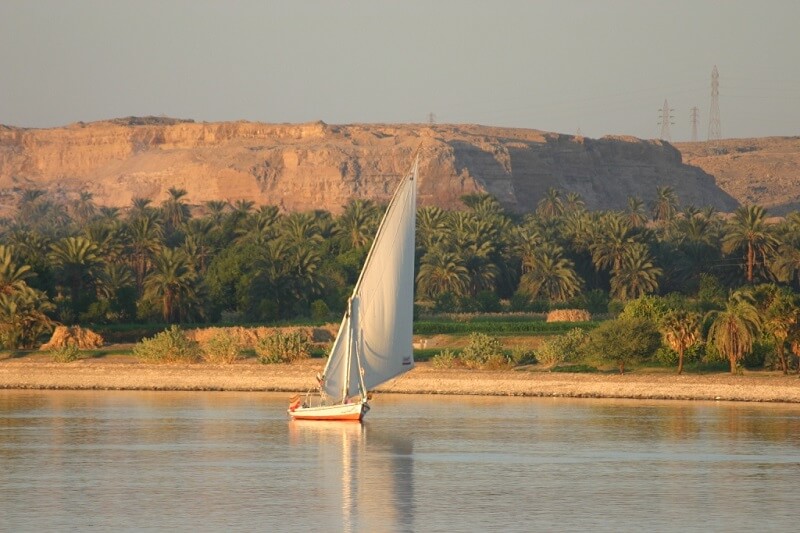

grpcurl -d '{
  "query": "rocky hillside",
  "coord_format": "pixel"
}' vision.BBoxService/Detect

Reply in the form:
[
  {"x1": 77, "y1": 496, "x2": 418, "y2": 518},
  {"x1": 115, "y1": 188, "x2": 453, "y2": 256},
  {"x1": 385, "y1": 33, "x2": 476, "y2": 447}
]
[
  {"x1": 0, "y1": 117, "x2": 741, "y2": 215},
  {"x1": 675, "y1": 137, "x2": 800, "y2": 215}
]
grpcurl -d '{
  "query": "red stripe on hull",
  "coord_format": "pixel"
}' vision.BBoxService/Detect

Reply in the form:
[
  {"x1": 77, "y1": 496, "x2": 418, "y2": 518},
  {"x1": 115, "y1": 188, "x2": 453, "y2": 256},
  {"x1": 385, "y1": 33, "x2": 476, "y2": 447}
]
[{"x1": 289, "y1": 412, "x2": 364, "y2": 421}]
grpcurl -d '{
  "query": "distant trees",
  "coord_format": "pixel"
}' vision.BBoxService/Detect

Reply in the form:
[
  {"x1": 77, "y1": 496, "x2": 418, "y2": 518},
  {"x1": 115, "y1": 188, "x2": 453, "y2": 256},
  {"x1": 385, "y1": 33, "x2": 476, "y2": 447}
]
[{"x1": 4, "y1": 179, "x2": 800, "y2": 376}]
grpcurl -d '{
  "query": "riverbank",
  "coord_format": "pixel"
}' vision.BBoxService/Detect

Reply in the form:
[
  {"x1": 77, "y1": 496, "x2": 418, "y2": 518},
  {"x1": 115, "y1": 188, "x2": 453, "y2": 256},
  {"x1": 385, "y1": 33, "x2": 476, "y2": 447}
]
[{"x1": 2, "y1": 356, "x2": 800, "y2": 403}]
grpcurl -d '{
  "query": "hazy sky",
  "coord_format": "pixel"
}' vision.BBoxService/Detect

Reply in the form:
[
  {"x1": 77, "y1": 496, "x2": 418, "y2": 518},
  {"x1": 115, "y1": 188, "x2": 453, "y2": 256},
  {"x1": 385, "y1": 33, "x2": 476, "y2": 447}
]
[{"x1": 1, "y1": 0, "x2": 798, "y2": 141}]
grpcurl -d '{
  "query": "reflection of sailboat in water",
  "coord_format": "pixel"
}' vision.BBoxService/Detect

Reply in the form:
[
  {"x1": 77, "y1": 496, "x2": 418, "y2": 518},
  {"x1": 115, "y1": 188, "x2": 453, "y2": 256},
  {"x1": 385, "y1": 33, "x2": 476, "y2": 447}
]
[
  {"x1": 289, "y1": 421, "x2": 414, "y2": 531},
  {"x1": 288, "y1": 155, "x2": 418, "y2": 421}
]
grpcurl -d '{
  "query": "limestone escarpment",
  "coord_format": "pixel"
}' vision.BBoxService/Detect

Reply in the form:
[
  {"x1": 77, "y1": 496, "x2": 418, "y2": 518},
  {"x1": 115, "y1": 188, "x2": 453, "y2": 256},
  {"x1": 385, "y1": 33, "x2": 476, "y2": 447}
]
[
  {"x1": 676, "y1": 137, "x2": 800, "y2": 215},
  {"x1": 0, "y1": 118, "x2": 740, "y2": 215}
]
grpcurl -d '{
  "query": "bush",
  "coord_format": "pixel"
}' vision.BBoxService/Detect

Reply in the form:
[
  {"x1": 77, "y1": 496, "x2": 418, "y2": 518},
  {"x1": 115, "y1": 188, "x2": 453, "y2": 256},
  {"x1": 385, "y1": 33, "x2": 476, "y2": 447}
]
[
  {"x1": 459, "y1": 333, "x2": 510, "y2": 370},
  {"x1": 256, "y1": 331, "x2": 311, "y2": 364},
  {"x1": 202, "y1": 330, "x2": 242, "y2": 364},
  {"x1": 653, "y1": 342, "x2": 707, "y2": 367},
  {"x1": 133, "y1": 325, "x2": 202, "y2": 364},
  {"x1": 50, "y1": 344, "x2": 82, "y2": 363},
  {"x1": 431, "y1": 349, "x2": 459, "y2": 369},
  {"x1": 582, "y1": 317, "x2": 661, "y2": 373},
  {"x1": 509, "y1": 347, "x2": 536, "y2": 366},
  {"x1": 535, "y1": 327, "x2": 588, "y2": 367},
  {"x1": 619, "y1": 295, "x2": 669, "y2": 323}
]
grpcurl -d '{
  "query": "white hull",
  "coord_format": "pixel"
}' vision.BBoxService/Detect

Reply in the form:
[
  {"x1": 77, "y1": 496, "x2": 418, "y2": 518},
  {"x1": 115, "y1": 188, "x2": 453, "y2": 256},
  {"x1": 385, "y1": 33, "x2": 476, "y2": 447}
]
[{"x1": 288, "y1": 400, "x2": 369, "y2": 421}]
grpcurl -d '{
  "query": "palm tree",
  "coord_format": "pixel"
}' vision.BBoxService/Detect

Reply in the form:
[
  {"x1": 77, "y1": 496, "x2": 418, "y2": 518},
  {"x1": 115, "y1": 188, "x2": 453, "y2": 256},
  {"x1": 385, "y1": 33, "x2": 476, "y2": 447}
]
[
  {"x1": 126, "y1": 213, "x2": 164, "y2": 294},
  {"x1": 48, "y1": 236, "x2": 102, "y2": 318},
  {"x1": 467, "y1": 194, "x2": 506, "y2": 221},
  {"x1": 610, "y1": 243, "x2": 662, "y2": 301},
  {"x1": 337, "y1": 199, "x2": 381, "y2": 251},
  {"x1": 762, "y1": 288, "x2": 799, "y2": 374},
  {"x1": 129, "y1": 197, "x2": 155, "y2": 219},
  {"x1": 234, "y1": 207, "x2": 280, "y2": 247},
  {"x1": 144, "y1": 247, "x2": 197, "y2": 323},
  {"x1": 416, "y1": 247, "x2": 470, "y2": 300},
  {"x1": 95, "y1": 262, "x2": 137, "y2": 322},
  {"x1": 722, "y1": 205, "x2": 779, "y2": 284},
  {"x1": 19, "y1": 189, "x2": 46, "y2": 207},
  {"x1": 706, "y1": 292, "x2": 761, "y2": 374},
  {"x1": 514, "y1": 228, "x2": 545, "y2": 274},
  {"x1": 71, "y1": 191, "x2": 97, "y2": 224},
  {"x1": 83, "y1": 221, "x2": 127, "y2": 263},
  {"x1": 625, "y1": 197, "x2": 647, "y2": 229},
  {"x1": 0, "y1": 245, "x2": 34, "y2": 296},
  {"x1": 651, "y1": 186, "x2": 678, "y2": 224},
  {"x1": 450, "y1": 212, "x2": 499, "y2": 296},
  {"x1": 0, "y1": 285, "x2": 55, "y2": 349},
  {"x1": 770, "y1": 244, "x2": 800, "y2": 289},
  {"x1": 518, "y1": 244, "x2": 583, "y2": 302},
  {"x1": 589, "y1": 213, "x2": 636, "y2": 273},
  {"x1": 203, "y1": 200, "x2": 229, "y2": 227},
  {"x1": 232, "y1": 199, "x2": 255, "y2": 215},
  {"x1": 536, "y1": 188, "x2": 564, "y2": 219},
  {"x1": 282, "y1": 244, "x2": 325, "y2": 307},
  {"x1": 182, "y1": 218, "x2": 215, "y2": 274},
  {"x1": 562, "y1": 210, "x2": 596, "y2": 253},
  {"x1": 563, "y1": 192, "x2": 586, "y2": 214},
  {"x1": 96, "y1": 262, "x2": 136, "y2": 301},
  {"x1": 660, "y1": 310, "x2": 702, "y2": 374},
  {"x1": 416, "y1": 206, "x2": 448, "y2": 250},
  {"x1": 161, "y1": 187, "x2": 191, "y2": 235},
  {"x1": 279, "y1": 212, "x2": 323, "y2": 248},
  {"x1": 97, "y1": 206, "x2": 121, "y2": 222}
]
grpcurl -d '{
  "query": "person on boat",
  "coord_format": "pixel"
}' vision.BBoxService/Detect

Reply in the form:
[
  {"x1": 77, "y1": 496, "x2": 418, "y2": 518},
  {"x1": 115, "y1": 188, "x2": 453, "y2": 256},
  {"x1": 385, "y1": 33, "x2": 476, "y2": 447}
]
[{"x1": 288, "y1": 394, "x2": 302, "y2": 412}]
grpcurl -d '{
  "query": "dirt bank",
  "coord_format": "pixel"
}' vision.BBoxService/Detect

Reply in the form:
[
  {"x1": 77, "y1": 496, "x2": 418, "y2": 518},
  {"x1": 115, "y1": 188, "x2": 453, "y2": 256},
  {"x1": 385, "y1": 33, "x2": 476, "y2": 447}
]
[{"x1": 2, "y1": 357, "x2": 799, "y2": 403}]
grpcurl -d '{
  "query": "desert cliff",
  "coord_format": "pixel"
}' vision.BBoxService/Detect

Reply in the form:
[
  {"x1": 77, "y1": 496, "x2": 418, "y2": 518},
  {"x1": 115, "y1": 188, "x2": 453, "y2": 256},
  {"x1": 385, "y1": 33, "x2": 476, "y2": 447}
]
[
  {"x1": 676, "y1": 137, "x2": 800, "y2": 215},
  {"x1": 0, "y1": 117, "x2": 745, "y2": 215}
]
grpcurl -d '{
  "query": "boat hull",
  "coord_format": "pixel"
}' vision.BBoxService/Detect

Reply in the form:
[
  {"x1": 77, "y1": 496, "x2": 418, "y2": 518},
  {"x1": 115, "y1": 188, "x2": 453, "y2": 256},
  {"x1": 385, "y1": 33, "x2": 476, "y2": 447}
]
[{"x1": 288, "y1": 400, "x2": 369, "y2": 422}]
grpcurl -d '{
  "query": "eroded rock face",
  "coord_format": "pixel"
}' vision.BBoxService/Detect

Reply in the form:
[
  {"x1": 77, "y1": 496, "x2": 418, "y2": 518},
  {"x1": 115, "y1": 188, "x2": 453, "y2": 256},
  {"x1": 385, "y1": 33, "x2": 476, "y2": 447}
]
[
  {"x1": 0, "y1": 118, "x2": 739, "y2": 215},
  {"x1": 676, "y1": 137, "x2": 800, "y2": 215}
]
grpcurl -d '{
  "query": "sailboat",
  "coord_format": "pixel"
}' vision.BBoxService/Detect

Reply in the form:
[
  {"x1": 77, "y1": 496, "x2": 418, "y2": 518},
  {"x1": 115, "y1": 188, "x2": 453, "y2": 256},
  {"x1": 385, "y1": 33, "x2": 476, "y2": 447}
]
[{"x1": 288, "y1": 155, "x2": 418, "y2": 421}]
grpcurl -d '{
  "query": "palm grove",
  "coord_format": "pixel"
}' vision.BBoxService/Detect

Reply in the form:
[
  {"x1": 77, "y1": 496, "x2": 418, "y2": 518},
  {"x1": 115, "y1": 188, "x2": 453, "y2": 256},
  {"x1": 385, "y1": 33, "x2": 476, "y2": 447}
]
[{"x1": 2, "y1": 185, "x2": 800, "y2": 374}]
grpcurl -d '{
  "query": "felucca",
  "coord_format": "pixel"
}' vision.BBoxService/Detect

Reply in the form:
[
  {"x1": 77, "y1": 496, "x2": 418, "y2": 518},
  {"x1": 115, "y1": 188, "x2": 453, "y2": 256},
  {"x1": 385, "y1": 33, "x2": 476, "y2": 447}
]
[{"x1": 288, "y1": 155, "x2": 418, "y2": 421}]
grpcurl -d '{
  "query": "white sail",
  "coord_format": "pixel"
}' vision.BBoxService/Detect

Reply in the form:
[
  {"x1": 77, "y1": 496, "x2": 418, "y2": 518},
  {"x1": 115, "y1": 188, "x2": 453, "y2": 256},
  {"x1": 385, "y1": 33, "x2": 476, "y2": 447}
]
[{"x1": 321, "y1": 158, "x2": 418, "y2": 401}]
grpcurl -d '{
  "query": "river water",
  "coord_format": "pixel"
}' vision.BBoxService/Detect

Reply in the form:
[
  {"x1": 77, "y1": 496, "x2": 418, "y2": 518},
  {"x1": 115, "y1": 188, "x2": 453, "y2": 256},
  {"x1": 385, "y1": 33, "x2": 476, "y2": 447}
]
[{"x1": 1, "y1": 390, "x2": 799, "y2": 532}]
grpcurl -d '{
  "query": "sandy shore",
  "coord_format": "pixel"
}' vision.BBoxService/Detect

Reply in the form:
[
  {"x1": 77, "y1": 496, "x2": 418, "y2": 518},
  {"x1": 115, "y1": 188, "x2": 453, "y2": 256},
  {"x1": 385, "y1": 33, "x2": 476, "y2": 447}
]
[{"x1": 2, "y1": 356, "x2": 800, "y2": 403}]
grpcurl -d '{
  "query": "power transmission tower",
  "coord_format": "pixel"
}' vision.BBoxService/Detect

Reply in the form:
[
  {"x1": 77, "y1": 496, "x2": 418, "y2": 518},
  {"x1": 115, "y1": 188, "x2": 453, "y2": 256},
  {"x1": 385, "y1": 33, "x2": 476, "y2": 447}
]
[
  {"x1": 690, "y1": 106, "x2": 699, "y2": 142},
  {"x1": 427, "y1": 112, "x2": 436, "y2": 124},
  {"x1": 658, "y1": 99, "x2": 674, "y2": 141},
  {"x1": 707, "y1": 65, "x2": 721, "y2": 140}
]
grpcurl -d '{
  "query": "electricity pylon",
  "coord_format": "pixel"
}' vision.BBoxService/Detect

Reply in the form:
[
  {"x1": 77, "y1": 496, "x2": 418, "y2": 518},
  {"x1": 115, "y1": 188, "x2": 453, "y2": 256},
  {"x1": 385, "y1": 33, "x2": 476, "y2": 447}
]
[{"x1": 708, "y1": 65, "x2": 721, "y2": 140}]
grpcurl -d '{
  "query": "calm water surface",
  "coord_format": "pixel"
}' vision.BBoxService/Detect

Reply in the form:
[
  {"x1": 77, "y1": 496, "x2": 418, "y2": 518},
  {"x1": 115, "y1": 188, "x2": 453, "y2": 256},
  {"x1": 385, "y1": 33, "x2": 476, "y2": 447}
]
[{"x1": 1, "y1": 391, "x2": 799, "y2": 532}]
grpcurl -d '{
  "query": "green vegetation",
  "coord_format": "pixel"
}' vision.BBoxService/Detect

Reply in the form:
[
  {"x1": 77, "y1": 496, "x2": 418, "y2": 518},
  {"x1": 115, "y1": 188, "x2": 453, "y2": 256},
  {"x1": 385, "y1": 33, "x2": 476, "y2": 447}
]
[
  {"x1": 202, "y1": 330, "x2": 243, "y2": 364},
  {"x1": 413, "y1": 320, "x2": 598, "y2": 335},
  {"x1": 132, "y1": 325, "x2": 202, "y2": 363},
  {"x1": 255, "y1": 331, "x2": 311, "y2": 364},
  {"x1": 49, "y1": 344, "x2": 82, "y2": 363},
  {"x1": 535, "y1": 328, "x2": 588, "y2": 367},
  {"x1": 430, "y1": 333, "x2": 514, "y2": 370},
  {"x1": 3, "y1": 185, "x2": 800, "y2": 375}
]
